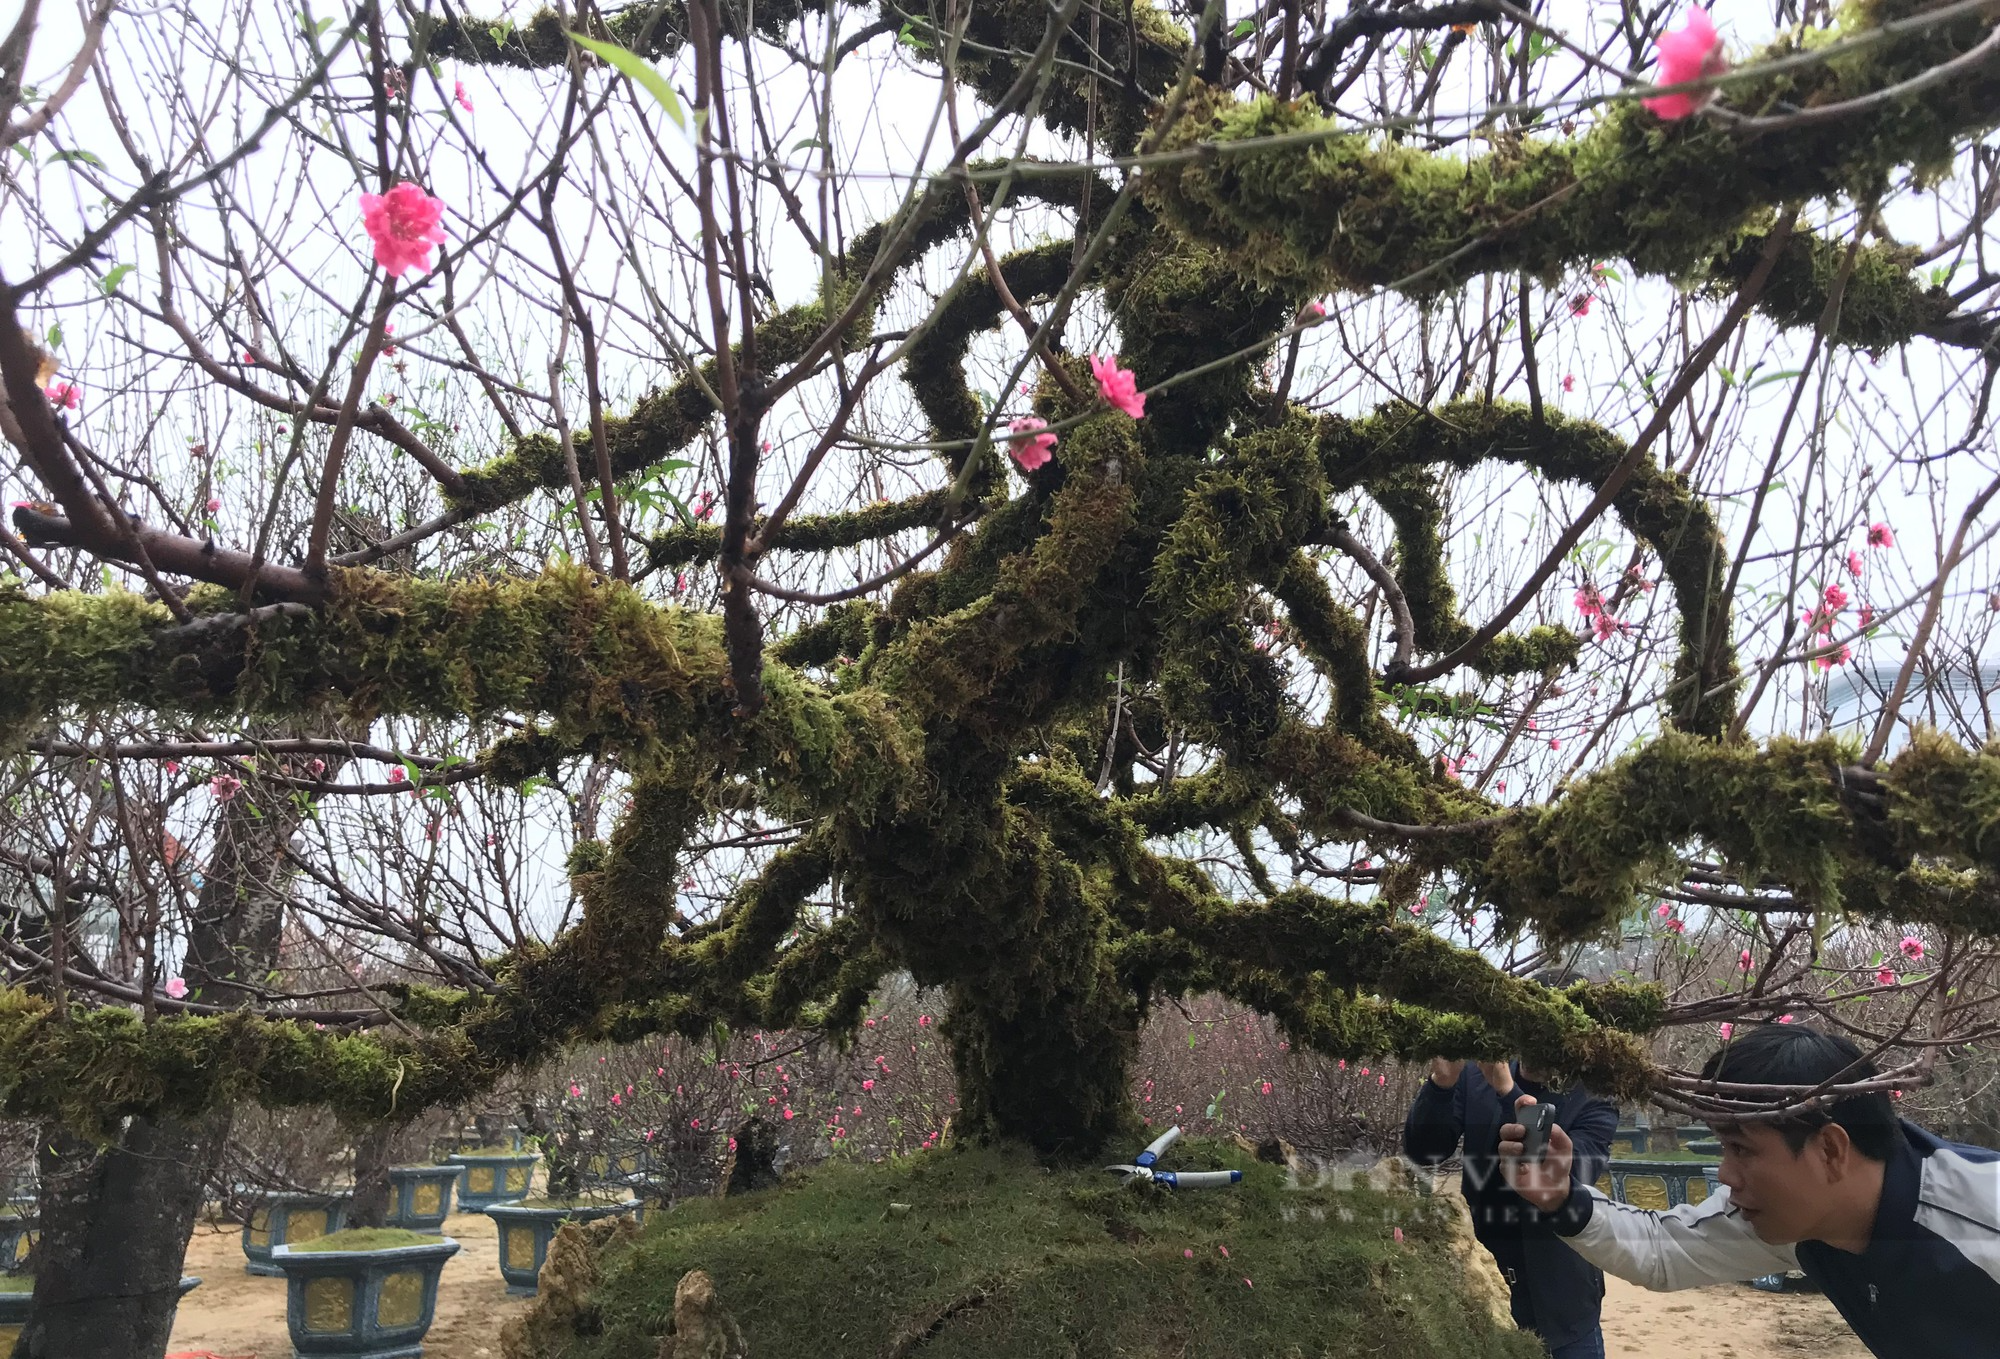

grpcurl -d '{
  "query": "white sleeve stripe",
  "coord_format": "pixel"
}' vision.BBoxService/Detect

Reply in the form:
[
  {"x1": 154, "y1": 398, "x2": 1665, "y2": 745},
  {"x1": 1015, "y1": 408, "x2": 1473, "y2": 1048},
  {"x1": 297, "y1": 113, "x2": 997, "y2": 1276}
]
[
  {"x1": 1565, "y1": 1185, "x2": 1798, "y2": 1292},
  {"x1": 1916, "y1": 1146, "x2": 2000, "y2": 1288}
]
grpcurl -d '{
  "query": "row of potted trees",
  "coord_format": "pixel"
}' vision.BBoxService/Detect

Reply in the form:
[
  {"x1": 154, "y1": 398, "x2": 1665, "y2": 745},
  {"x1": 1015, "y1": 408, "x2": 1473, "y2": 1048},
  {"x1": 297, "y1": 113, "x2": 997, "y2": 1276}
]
[{"x1": 246, "y1": 1105, "x2": 650, "y2": 1355}]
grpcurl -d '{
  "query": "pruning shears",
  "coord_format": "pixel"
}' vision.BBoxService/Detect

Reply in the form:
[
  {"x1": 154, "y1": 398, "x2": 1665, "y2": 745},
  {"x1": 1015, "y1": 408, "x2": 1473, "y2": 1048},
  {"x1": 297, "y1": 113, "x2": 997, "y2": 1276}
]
[{"x1": 1105, "y1": 1125, "x2": 1243, "y2": 1190}]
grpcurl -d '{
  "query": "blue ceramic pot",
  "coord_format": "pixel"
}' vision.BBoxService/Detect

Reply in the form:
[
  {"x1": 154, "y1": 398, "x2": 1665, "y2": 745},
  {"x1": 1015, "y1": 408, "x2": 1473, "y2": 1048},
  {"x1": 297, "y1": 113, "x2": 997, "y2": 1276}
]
[
  {"x1": 385, "y1": 1166, "x2": 461, "y2": 1234},
  {"x1": 484, "y1": 1199, "x2": 636, "y2": 1296},
  {"x1": 242, "y1": 1191, "x2": 351, "y2": 1277},
  {"x1": 445, "y1": 1152, "x2": 539, "y2": 1211},
  {"x1": 271, "y1": 1234, "x2": 459, "y2": 1359}
]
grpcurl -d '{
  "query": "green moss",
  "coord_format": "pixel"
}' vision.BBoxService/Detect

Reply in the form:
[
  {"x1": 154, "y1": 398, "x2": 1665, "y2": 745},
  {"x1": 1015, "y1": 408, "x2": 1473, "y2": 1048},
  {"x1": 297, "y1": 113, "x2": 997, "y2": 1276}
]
[
  {"x1": 533, "y1": 1142, "x2": 1540, "y2": 1359},
  {"x1": 1141, "y1": 7, "x2": 2000, "y2": 349},
  {"x1": 289, "y1": 1227, "x2": 439, "y2": 1253}
]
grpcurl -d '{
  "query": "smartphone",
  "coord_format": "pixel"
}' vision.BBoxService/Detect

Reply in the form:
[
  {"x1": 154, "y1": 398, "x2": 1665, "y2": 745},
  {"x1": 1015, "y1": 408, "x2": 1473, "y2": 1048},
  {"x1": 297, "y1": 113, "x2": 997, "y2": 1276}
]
[{"x1": 1519, "y1": 1103, "x2": 1556, "y2": 1161}]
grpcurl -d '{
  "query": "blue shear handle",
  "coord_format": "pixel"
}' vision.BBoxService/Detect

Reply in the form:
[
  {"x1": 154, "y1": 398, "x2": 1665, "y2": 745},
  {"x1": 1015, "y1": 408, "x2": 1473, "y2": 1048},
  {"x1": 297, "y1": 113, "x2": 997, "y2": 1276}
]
[
  {"x1": 1151, "y1": 1169, "x2": 1242, "y2": 1189},
  {"x1": 1135, "y1": 1125, "x2": 1182, "y2": 1168}
]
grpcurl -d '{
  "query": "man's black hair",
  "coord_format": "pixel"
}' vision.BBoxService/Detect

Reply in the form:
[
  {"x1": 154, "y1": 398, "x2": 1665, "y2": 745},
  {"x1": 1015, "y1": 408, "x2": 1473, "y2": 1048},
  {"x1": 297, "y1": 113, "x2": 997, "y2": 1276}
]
[{"x1": 1702, "y1": 1024, "x2": 1902, "y2": 1161}]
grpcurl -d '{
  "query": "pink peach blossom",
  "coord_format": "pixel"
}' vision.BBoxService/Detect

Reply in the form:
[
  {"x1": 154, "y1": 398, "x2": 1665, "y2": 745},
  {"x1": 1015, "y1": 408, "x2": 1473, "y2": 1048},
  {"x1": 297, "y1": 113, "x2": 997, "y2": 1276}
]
[
  {"x1": 1007, "y1": 416, "x2": 1057, "y2": 471},
  {"x1": 1846, "y1": 550, "x2": 1864, "y2": 578},
  {"x1": 209, "y1": 773, "x2": 241, "y2": 800},
  {"x1": 1717, "y1": 1022, "x2": 1732, "y2": 1040},
  {"x1": 165, "y1": 977, "x2": 188, "y2": 999},
  {"x1": 1642, "y1": 7, "x2": 1726, "y2": 120},
  {"x1": 358, "y1": 182, "x2": 448, "y2": 278},
  {"x1": 1876, "y1": 967, "x2": 1896, "y2": 987},
  {"x1": 44, "y1": 381, "x2": 79, "y2": 410},
  {"x1": 1867, "y1": 522, "x2": 1894, "y2": 549},
  {"x1": 454, "y1": 80, "x2": 474, "y2": 113},
  {"x1": 1090, "y1": 354, "x2": 1145, "y2": 419},
  {"x1": 1900, "y1": 935, "x2": 1925, "y2": 961}
]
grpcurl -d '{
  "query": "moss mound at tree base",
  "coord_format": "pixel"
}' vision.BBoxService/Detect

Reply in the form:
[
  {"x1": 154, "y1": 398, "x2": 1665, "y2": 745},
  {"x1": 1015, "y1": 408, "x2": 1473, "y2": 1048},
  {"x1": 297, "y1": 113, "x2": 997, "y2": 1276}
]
[{"x1": 512, "y1": 1141, "x2": 1541, "y2": 1359}]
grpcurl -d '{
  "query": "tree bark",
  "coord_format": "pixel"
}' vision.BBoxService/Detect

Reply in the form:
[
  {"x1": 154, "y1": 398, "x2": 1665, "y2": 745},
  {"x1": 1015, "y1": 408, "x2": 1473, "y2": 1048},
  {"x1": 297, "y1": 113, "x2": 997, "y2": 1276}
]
[
  {"x1": 346, "y1": 1122, "x2": 398, "y2": 1230},
  {"x1": 20, "y1": 1114, "x2": 229, "y2": 1359}
]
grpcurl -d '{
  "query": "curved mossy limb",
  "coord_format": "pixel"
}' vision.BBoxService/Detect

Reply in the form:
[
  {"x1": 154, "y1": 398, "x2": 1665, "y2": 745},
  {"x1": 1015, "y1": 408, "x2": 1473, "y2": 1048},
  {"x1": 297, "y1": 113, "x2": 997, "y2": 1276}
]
[
  {"x1": 1270, "y1": 550, "x2": 1379, "y2": 733},
  {"x1": 1149, "y1": 415, "x2": 1327, "y2": 760},
  {"x1": 1322, "y1": 401, "x2": 1735, "y2": 734}
]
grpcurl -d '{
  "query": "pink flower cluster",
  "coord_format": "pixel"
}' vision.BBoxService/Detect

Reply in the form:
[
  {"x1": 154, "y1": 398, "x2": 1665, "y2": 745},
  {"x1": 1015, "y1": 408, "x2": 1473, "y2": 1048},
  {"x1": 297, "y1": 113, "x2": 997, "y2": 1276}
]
[
  {"x1": 1575, "y1": 583, "x2": 1628, "y2": 641},
  {"x1": 1802, "y1": 582, "x2": 1852, "y2": 670},
  {"x1": 358, "y1": 182, "x2": 448, "y2": 278}
]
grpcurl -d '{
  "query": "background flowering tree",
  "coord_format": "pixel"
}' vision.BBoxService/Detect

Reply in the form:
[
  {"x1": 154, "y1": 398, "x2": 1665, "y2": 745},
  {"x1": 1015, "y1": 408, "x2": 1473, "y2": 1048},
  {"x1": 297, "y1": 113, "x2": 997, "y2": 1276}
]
[{"x1": 8, "y1": 0, "x2": 2000, "y2": 1352}]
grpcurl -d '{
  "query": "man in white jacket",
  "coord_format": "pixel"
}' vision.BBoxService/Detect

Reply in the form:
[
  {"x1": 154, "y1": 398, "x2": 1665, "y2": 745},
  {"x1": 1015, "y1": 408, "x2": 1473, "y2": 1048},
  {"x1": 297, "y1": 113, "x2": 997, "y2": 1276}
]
[{"x1": 1495, "y1": 1023, "x2": 2000, "y2": 1358}]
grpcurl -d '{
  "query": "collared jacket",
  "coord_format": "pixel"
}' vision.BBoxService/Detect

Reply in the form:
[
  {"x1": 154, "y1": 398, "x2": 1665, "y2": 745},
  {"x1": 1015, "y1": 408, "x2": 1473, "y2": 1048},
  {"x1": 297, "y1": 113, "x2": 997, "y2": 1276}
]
[
  {"x1": 1553, "y1": 1119, "x2": 2000, "y2": 1357},
  {"x1": 1403, "y1": 1062, "x2": 1620, "y2": 1350}
]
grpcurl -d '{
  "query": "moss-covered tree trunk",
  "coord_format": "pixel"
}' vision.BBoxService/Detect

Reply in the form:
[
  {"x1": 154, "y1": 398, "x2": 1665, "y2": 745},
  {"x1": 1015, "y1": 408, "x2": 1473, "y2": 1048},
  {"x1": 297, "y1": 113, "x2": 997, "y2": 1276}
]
[
  {"x1": 875, "y1": 801, "x2": 1143, "y2": 1158},
  {"x1": 21, "y1": 754, "x2": 305, "y2": 1358},
  {"x1": 947, "y1": 974, "x2": 1140, "y2": 1157},
  {"x1": 347, "y1": 1123, "x2": 398, "y2": 1230},
  {"x1": 21, "y1": 1115, "x2": 229, "y2": 1359}
]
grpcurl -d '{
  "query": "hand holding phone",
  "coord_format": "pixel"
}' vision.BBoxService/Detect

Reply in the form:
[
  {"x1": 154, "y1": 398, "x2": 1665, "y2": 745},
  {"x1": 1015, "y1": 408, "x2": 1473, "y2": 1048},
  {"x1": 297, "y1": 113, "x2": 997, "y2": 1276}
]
[
  {"x1": 1518, "y1": 1102, "x2": 1556, "y2": 1161},
  {"x1": 1498, "y1": 1095, "x2": 1575, "y2": 1213}
]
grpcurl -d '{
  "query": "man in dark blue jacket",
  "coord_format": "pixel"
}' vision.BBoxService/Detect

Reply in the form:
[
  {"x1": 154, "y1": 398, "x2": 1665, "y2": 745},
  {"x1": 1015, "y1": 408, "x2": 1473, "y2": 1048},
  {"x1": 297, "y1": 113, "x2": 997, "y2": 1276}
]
[
  {"x1": 1500, "y1": 1022, "x2": 2000, "y2": 1359},
  {"x1": 1405, "y1": 1052, "x2": 1619, "y2": 1358}
]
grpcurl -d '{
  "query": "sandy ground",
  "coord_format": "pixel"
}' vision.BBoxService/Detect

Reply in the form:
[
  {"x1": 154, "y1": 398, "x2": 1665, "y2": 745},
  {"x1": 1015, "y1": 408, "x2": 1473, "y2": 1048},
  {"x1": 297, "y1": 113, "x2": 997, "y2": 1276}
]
[
  {"x1": 166, "y1": 1209, "x2": 530, "y2": 1359},
  {"x1": 160, "y1": 1206, "x2": 1867, "y2": 1359},
  {"x1": 1600, "y1": 1275, "x2": 1870, "y2": 1359}
]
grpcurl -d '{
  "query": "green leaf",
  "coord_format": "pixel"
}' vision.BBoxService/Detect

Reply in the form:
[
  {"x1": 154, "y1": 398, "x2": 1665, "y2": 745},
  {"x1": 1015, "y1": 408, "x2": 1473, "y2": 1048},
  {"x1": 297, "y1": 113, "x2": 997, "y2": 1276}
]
[
  {"x1": 1231, "y1": 17, "x2": 1255, "y2": 37},
  {"x1": 98, "y1": 263, "x2": 134, "y2": 295},
  {"x1": 47, "y1": 149, "x2": 106, "y2": 169},
  {"x1": 1748, "y1": 368, "x2": 1805, "y2": 391},
  {"x1": 569, "y1": 32, "x2": 687, "y2": 129},
  {"x1": 791, "y1": 137, "x2": 824, "y2": 152},
  {"x1": 44, "y1": 323, "x2": 61, "y2": 349}
]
